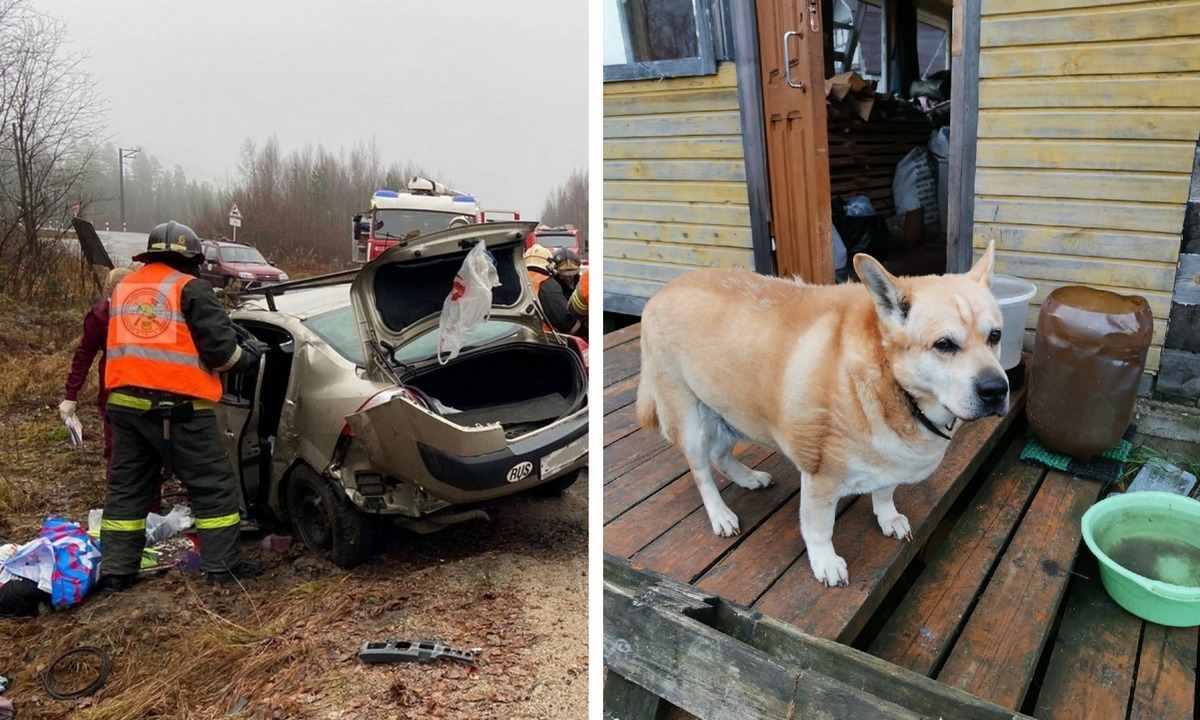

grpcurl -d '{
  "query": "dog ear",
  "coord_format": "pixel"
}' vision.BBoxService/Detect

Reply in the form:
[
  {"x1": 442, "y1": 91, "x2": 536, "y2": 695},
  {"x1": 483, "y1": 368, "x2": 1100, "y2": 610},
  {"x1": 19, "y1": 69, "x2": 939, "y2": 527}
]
[
  {"x1": 966, "y1": 240, "x2": 995, "y2": 288},
  {"x1": 853, "y1": 253, "x2": 909, "y2": 325}
]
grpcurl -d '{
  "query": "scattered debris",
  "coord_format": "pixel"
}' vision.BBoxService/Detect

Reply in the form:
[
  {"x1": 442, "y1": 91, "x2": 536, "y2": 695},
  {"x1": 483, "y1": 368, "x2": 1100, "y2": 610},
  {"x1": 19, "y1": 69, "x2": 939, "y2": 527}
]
[
  {"x1": 1127, "y1": 461, "x2": 1198, "y2": 496},
  {"x1": 359, "y1": 639, "x2": 477, "y2": 666},
  {"x1": 260, "y1": 534, "x2": 294, "y2": 553}
]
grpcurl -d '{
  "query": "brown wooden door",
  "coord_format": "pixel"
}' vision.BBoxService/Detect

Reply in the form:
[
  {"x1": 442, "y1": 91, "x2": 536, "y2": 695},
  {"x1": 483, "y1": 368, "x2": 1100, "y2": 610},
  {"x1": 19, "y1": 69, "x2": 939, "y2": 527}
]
[{"x1": 757, "y1": 0, "x2": 833, "y2": 282}]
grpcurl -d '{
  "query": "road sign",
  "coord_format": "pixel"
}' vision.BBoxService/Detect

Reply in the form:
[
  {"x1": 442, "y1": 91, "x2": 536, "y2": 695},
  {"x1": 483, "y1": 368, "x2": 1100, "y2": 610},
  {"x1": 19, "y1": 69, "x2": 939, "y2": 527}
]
[
  {"x1": 229, "y1": 202, "x2": 241, "y2": 219},
  {"x1": 229, "y1": 216, "x2": 242, "y2": 228}
]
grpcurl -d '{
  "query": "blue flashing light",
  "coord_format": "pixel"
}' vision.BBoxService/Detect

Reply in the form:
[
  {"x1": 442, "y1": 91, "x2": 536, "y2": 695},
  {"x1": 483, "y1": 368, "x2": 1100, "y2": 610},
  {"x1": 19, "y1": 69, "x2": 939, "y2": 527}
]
[
  {"x1": 453, "y1": 195, "x2": 477, "y2": 203},
  {"x1": 373, "y1": 189, "x2": 400, "y2": 199}
]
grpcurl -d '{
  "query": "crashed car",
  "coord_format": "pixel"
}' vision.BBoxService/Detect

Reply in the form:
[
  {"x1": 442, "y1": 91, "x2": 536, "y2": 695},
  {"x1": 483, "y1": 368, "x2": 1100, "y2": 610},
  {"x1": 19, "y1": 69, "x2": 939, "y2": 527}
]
[{"x1": 213, "y1": 221, "x2": 589, "y2": 567}]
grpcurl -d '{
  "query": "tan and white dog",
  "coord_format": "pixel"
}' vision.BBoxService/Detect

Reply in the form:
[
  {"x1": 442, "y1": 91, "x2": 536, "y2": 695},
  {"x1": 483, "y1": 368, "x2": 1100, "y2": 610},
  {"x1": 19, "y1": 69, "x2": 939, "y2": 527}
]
[{"x1": 636, "y1": 242, "x2": 1009, "y2": 586}]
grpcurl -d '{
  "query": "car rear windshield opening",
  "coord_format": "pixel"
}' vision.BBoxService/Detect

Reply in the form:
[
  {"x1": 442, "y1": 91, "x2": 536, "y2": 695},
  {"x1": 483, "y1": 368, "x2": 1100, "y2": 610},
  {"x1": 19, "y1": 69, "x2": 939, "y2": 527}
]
[{"x1": 372, "y1": 246, "x2": 522, "y2": 332}]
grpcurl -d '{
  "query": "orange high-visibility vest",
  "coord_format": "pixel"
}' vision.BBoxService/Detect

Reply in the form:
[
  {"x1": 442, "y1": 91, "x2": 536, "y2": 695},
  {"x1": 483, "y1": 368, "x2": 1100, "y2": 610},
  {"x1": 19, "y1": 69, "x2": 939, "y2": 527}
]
[
  {"x1": 528, "y1": 269, "x2": 555, "y2": 333},
  {"x1": 105, "y1": 263, "x2": 222, "y2": 402}
]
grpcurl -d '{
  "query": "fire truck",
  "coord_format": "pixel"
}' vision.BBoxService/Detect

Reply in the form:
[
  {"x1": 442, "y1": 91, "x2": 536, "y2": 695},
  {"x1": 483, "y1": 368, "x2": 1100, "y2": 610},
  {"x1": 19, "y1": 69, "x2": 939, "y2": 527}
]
[
  {"x1": 352, "y1": 178, "x2": 488, "y2": 263},
  {"x1": 527, "y1": 224, "x2": 587, "y2": 267}
]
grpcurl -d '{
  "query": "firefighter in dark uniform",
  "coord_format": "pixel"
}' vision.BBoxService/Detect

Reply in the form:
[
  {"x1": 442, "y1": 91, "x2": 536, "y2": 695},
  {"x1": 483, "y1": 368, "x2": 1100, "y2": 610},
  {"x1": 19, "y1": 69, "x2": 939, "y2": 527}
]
[
  {"x1": 524, "y1": 244, "x2": 580, "y2": 336},
  {"x1": 101, "y1": 221, "x2": 269, "y2": 589}
]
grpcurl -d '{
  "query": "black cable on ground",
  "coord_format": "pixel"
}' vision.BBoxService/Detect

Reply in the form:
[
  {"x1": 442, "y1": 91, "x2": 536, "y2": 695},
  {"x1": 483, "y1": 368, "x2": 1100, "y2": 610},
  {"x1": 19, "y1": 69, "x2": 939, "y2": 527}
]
[{"x1": 41, "y1": 646, "x2": 112, "y2": 700}]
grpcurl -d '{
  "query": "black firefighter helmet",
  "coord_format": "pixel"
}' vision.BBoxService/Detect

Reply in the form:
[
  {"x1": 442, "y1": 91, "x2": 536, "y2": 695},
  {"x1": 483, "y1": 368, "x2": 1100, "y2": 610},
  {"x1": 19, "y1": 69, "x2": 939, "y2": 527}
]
[{"x1": 134, "y1": 220, "x2": 203, "y2": 263}]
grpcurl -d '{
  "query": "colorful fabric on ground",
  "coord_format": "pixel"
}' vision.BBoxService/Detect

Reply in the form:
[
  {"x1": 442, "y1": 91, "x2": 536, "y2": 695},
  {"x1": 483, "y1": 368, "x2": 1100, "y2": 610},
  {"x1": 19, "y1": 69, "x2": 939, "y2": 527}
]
[
  {"x1": 42, "y1": 517, "x2": 102, "y2": 608},
  {"x1": 1020, "y1": 427, "x2": 1134, "y2": 484}
]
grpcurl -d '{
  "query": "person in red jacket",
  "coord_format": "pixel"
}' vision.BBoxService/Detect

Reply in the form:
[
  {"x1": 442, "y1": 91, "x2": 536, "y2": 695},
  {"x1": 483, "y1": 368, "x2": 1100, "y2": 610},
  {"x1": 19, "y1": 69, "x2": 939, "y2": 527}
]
[{"x1": 59, "y1": 267, "x2": 132, "y2": 480}]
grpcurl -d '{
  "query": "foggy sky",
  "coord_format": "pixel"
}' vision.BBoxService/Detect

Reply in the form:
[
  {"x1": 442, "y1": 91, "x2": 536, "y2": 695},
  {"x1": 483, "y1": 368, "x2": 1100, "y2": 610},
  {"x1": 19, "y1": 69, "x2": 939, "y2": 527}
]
[{"x1": 33, "y1": 1, "x2": 587, "y2": 220}]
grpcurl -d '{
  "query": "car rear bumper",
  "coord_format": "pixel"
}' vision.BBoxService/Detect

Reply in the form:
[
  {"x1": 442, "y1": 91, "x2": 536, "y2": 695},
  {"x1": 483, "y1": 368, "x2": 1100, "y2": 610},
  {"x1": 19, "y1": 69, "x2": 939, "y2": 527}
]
[{"x1": 416, "y1": 411, "x2": 588, "y2": 496}]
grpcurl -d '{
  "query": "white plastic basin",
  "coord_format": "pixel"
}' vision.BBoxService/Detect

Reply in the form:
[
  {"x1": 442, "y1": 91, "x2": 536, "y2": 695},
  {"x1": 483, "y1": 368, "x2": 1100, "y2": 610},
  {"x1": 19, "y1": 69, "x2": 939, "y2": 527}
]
[{"x1": 991, "y1": 274, "x2": 1037, "y2": 370}]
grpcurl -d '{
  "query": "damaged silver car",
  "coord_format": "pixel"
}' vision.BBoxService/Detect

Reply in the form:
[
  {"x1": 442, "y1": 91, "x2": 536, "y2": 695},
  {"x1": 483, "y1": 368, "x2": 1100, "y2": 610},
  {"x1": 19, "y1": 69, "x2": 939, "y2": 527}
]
[{"x1": 214, "y1": 222, "x2": 589, "y2": 567}]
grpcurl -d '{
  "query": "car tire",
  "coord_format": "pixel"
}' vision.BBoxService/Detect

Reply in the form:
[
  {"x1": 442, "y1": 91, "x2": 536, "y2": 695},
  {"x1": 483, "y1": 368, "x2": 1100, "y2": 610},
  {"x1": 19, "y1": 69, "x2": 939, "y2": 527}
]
[
  {"x1": 286, "y1": 465, "x2": 375, "y2": 569},
  {"x1": 531, "y1": 468, "x2": 583, "y2": 497}
]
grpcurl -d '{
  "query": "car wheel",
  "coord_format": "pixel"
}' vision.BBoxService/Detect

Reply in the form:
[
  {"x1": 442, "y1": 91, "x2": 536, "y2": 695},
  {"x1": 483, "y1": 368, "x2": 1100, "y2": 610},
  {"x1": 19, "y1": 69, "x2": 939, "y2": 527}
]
[
  {"x1": 531, "y1": 468, "x2": 583, "y2": 497},
  {"x1": 286, "y1": 465, "x2": 375, "y2": 569}
]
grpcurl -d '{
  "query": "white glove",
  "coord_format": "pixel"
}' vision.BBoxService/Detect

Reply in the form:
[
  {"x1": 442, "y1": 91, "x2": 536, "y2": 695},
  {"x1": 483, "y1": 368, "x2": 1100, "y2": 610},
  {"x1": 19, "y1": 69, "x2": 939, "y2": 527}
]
[{"x1": 58, "y1": 399, "x2": 77, "y2": 421}]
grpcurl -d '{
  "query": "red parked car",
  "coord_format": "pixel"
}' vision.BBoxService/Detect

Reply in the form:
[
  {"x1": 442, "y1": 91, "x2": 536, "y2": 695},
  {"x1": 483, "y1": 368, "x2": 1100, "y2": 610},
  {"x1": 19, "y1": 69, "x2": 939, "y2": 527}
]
[{"x1": 200, "y1": 239, "x2": 288, "y2": 289}]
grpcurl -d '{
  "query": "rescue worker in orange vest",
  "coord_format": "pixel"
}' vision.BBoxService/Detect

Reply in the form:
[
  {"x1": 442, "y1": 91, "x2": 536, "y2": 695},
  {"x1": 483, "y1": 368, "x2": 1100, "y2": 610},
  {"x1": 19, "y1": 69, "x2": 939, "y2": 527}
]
[
  {"x1": 524, "y1": 244, "x2": 580, "y2": 336},
  {"x1": 569, "y1": 269, "x2": 588, "y2": 334},
  {"x1": 101, "y1": 221, "x2": 269, "y2": 589}
]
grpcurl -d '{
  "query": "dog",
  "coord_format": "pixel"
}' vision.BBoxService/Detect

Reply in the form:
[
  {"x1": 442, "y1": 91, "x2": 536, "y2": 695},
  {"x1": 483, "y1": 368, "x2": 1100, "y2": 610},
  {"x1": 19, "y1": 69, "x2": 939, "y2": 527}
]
[{"x1": 636, "y1": 242, "x2": 1008, "y2": 586}]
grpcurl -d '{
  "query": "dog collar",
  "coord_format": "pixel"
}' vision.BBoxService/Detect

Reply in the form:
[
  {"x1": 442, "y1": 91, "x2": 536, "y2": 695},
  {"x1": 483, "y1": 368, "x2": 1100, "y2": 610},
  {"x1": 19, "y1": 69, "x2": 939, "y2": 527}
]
[{"x1": 902, "y1": 389, "x2": 954, "y2": 441}]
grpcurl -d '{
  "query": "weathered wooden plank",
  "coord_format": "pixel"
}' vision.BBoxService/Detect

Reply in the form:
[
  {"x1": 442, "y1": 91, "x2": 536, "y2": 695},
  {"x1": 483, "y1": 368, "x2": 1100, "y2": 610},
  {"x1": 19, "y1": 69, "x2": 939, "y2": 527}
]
[
  {"x1": 982, "y1": 0, "x2": 1157, "y2": 14},
  {"x1": 603, "y1": 332, "x2": 643, "y2": 386},
  {"x1": 976, "y1": 139, "x2": 1198, "y2": 174},
  {"x1": 980, "y1": 77, "x2": 1200, "y2": 109},
  {"x1": 972, "y1": 197, "x2": 1186, "y2": 235},
  {"x1": 604, "y1": 88, "x2": 742, "y2": 117},
  {"x1": 604, "y1": 111, "x2": 743, "y2": 139},
  {"x1": 605, "y1": 259, "x2": 695, "y2": 284},
  {"x1": 1129, "y1": 622, "x2": 1198, "y2": 720},
  {"x1": 605, "y1": 160, "x2": 747, "y2": 184},
  {"x1": 973, "y1": 224, "x2": 1182, "y2": 263},
  {"x1": 980, "y1": 2, "x2": 1200, "y2": 48},
  {"x1": 978, "y1": 109, "x2": 1200, "y2": 141},
  {"x1": 975, "y1": 168, "x2": 1192, "y2": 205},
  {"x1": 604, "y1": 277, "x2": 666, "y2": 308},
  {"x1": 991, "y1": 252, "x2": 1177, "y2": 294},
  {"x1": 604, "y1": 419, "x2": 641, "y2": 457},
  {"x1": 604, "y1": 199, "x2": 750, "y2": 229},
  {"x1": 869, "y1": 442, "x2": 1046, "y2": 677},
  {"x1": 605, "y1": 239, "x2": 756, "y2": 271},
  {"x1": 936, "y1": 471, "x2": 1103, "y2": 710},
  {"x1": 1032, "y1": 561, "x2": 1143, "y2": 720},
  {"x1": 753, "y1": 392, "x2": 1025, "y2": 643},
  {"x1": 604, "y1": 672, "x2": 665, "y2": 720},
  {"x1": 606, "y1": 556, "x2": 1037, "y2": 720},
  {"x1": 981, "y1": 37, "x2": 1200, "y2": 78},
  {"x1": 603, "y1": 321, "x2": 642, "y2": 350},
  {"x1": 603, "y1": 62, "x2": 738, "y2": 97},
  {"x1": 716, "y1": 605, "x2": 1037, "y2": 720},
  {"x1": 604, "y1": 180, "x2": 750, "y2": 205},
  {"x1": 603, "y1": 432, "x2": 672, "y2": 485},
  {"x1": 605, "y1": 220, "x2": 754, "y2": 248},
  {"x1": 605, "y1": 137, "x2": 746, "y2": 160},
  {"x1": 604, "y1": 580, "x2": 925, "y2": 720},
  {"x1": 604, "y1": 373, "x2": 642, "y2": 417},
  {"x1": 632, "y1": 453, "x2": 797, "y2": 584}
]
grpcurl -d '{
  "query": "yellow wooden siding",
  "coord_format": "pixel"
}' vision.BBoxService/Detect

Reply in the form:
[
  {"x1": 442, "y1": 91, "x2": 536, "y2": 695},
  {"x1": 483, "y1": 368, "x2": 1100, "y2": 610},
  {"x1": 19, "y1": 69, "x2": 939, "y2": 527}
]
[
  {"x1": 604, "y1": 63, "x2": 754, "y2": 311},
  {"x1": 974, "y1": 0, "x2": 1200, "y2": 373}
]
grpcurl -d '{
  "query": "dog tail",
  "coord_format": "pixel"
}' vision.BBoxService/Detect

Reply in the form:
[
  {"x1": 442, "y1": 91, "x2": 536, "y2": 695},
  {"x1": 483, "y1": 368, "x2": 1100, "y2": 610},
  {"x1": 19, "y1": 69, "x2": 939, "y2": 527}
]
[{"x1": 636, "y1": 333, "x2": 659, "y2": 431}]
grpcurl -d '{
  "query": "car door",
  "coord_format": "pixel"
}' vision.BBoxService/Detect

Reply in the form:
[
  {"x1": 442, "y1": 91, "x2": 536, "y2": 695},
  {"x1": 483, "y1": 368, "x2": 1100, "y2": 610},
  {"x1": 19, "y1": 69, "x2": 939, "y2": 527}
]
[{"x1": 214, "y1": 352, "x2": 266, "y2": 514}]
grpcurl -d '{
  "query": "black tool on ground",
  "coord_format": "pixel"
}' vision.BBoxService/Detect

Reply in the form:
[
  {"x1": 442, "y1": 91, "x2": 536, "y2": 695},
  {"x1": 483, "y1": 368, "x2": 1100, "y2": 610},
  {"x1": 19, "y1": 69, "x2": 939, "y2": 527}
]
[
  {"x1": 358, "y1": 639, "x2": 476, "y2": 666},
  {"x1": 42, "y1": 646, "x2": 112, "y2": 700}
]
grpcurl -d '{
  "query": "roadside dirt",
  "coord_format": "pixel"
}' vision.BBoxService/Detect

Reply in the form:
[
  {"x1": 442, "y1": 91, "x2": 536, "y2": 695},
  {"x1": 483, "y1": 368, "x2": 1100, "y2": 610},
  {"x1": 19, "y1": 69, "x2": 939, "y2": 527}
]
[{"x1": 0, "y1": 399, "x2": 589, "y2": 719}]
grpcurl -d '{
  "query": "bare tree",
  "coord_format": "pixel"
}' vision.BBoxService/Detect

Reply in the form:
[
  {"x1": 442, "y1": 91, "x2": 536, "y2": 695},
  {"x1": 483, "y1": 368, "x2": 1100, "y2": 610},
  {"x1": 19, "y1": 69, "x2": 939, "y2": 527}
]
[
  {"x1": 540, "y1": 168, "x2": 589, "y2": 246},
  {"x1": 0, "y1": 0, "x2": 106, "y2": 298}
]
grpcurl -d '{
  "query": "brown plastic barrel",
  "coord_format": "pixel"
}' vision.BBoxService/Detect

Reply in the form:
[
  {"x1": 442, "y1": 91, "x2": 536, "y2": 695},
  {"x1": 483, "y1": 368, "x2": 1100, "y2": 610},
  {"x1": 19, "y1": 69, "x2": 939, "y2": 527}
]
[{"x1": 1026, "y1": 286, "x2": 1152, "y2": 458}]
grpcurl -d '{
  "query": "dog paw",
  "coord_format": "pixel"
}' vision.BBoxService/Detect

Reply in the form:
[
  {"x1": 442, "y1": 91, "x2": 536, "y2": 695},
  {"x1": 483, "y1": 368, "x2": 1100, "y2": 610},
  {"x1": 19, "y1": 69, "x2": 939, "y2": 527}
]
[
  {"x1": 708, "y1": 505, "x2": 741, "y2": 537},
  {"x1": 878, "y1": 513, "x2": 912, "y2": 541},
  {"x1": 733, "y1": 469, "x2": 772, "y2": 490},
  {"x1": 808, "y1": 550, "x2": 849, "y2": 587}
]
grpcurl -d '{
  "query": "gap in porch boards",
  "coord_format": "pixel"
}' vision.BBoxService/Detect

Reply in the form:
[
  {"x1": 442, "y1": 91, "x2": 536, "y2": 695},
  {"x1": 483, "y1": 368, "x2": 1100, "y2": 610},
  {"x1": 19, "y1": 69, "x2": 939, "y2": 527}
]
[{"x1": 848, "y1": 420, "x2": 1024, "y2": 656}]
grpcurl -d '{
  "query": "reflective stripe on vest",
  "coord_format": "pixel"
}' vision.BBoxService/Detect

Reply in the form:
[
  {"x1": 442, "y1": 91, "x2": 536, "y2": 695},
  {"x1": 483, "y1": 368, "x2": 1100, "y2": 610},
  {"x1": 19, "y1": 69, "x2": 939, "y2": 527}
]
[{"x1": 105, "y1": 263, "x2": 223, "y2": 402}]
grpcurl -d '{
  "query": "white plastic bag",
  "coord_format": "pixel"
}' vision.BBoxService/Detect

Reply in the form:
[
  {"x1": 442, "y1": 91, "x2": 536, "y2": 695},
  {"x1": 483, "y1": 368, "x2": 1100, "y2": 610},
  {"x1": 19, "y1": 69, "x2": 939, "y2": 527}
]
[
  {"x1": 145, "y1": 505, "x2": 194, "y2": 545},
  {"x1": 437, "y1": 241, "x2": 500, "y2": 363},
  {"x1": 892, "y1": 146, "x2": 940, "y2": 238}
]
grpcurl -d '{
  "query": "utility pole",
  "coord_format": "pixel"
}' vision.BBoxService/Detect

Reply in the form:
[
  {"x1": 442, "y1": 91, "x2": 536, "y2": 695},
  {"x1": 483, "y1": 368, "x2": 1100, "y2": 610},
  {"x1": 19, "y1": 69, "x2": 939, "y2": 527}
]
[{"x1": 118, "y1": 146, "x2": 140, "y2": 232}]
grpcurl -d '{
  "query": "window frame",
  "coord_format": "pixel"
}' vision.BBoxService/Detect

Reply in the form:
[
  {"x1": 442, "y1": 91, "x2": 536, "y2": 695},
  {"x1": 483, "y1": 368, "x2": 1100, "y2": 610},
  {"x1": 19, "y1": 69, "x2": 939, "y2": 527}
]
[{"x1": 603, "y1": 0, "x2": 718, "y2": 82}]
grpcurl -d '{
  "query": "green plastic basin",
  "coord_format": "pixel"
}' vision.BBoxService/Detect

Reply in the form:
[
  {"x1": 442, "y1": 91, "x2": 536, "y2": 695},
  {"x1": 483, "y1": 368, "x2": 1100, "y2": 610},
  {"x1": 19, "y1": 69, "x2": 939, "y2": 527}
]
[{"x1": 1081, "y1": 490, "x2": 1200, "y2": 627}]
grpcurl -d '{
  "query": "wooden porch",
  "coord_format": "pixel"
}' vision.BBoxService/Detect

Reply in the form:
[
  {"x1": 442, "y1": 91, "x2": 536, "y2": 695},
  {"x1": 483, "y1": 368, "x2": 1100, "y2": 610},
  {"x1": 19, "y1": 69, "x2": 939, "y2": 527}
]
[{"x1": 602, "y1": 323, "x2": 1197, "y2": 719}]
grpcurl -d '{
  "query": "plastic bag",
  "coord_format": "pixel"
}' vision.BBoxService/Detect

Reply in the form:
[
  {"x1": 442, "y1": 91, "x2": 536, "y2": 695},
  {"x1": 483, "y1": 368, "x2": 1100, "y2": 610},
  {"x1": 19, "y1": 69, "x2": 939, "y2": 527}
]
[
  {"x1": 145, "y1": 505, "x2": 194, "y2": 545},
  {"x1": 892, "y1": 146, "x2": 940, "y2": 239},
  {"x1": 437, "y1": 241, "x2": 500, "y2": 364},
  {"x1": 832, "y1": 225, "x2": 848, "y2": 275}
]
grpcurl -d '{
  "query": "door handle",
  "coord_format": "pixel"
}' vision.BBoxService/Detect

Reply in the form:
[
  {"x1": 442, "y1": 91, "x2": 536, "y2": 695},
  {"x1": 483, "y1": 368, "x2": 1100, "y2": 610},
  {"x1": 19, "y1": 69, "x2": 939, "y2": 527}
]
[{"x1": 783, "y1": 31, "x2": 804, "y2": 90}]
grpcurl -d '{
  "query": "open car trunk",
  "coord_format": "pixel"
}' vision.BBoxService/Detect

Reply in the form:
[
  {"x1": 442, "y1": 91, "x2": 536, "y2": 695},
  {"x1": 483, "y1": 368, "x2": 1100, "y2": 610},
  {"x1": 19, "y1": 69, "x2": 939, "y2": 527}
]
[{"x1": 403, "y1": 342, "x2": 585, "y2": 437}]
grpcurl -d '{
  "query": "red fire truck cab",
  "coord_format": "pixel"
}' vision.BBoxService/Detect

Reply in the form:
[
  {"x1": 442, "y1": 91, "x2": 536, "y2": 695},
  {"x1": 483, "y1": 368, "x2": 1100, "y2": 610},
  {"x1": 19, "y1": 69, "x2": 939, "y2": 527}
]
[
  {"x1": 352, "y1": 178, "x2": 484, "y2": 263},
  {"x1": 527, "y1": 224, "x2": 587, "y2": 266}
]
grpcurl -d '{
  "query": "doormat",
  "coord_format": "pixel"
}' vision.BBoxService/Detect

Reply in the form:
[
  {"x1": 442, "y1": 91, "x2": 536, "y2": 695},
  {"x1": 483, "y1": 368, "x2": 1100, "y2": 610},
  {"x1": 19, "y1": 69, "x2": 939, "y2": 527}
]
[{"x1": 1020, "y1": 426, "x2": 1135, "y2": 484}]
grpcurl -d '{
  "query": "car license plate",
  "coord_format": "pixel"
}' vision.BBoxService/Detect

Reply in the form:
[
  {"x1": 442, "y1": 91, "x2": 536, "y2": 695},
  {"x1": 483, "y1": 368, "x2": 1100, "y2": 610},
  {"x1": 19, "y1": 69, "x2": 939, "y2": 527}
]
[{"x1": 541, "y1": 434, "x2": 587, "y2": 479}]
